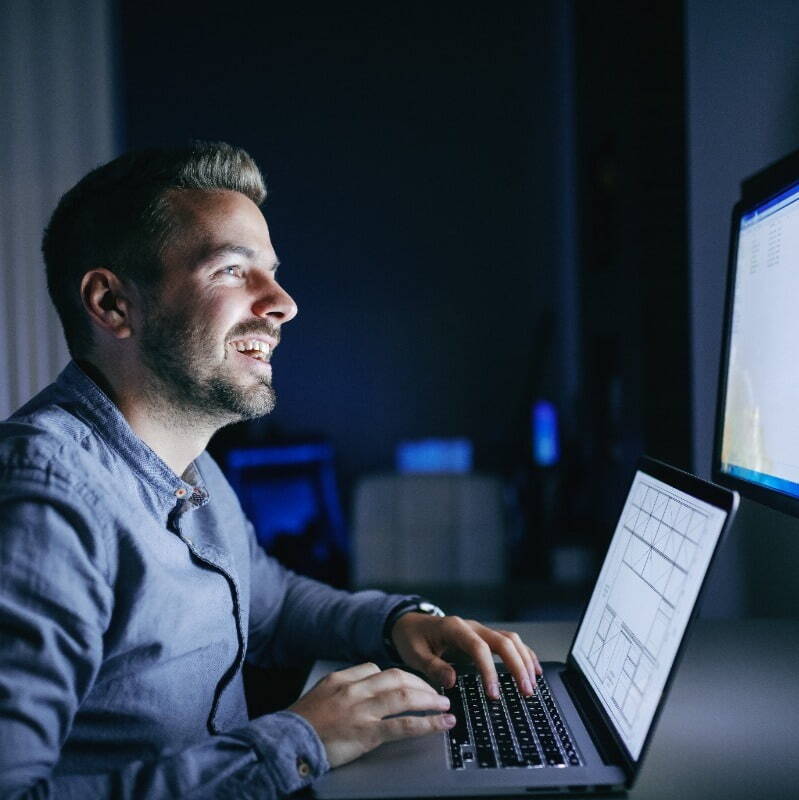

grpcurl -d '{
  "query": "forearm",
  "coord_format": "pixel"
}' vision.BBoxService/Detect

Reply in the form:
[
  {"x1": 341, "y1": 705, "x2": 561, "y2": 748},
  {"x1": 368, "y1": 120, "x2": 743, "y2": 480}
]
[
  {"x1": 250, "y1": 572, "x2": 414, "y2": 668},
  {"x1": 246, "y1": 529, "x2": 411, "y2": 668}
]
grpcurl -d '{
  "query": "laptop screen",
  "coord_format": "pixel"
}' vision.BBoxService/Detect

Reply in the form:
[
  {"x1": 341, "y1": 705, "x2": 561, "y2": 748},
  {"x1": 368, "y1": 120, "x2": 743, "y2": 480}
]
[{"x1": 570, "y1": 468, "x2": 729, "y2": 760}]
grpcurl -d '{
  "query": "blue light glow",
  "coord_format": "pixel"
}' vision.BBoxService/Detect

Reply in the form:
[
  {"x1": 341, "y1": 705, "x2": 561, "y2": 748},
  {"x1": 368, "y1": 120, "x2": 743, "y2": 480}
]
[
  {"x1": 396, "y1": 438, "x2": 473, "y2": 473},
  {"x1": 532, "y1": 400, "x2": 559, "y2": 466},
  {"x1": 225, "y1": 443, "x2": 347, "y2": 551},
  {"x1": 722, "y1": 463, "x2": 799, "y2": 499}
]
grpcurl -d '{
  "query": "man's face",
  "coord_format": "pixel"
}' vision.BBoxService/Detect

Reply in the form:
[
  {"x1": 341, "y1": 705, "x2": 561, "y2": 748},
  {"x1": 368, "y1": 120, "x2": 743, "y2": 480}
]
[{"x1": 136, "y1": 189, "x2": 297, "y2": 423}]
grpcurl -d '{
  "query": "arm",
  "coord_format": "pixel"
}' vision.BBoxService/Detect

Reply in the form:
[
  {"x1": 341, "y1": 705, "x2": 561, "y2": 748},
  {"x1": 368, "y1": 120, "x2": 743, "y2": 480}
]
[
  {"x1": 241, "y1": 521, "x2": 540, "y2": 766},
  {"x1": 244, "y1": 521, "x2": 410, "y2": 668},
  {"x1": 0, "y1": 493, "x2": 325, "y2": 799}
]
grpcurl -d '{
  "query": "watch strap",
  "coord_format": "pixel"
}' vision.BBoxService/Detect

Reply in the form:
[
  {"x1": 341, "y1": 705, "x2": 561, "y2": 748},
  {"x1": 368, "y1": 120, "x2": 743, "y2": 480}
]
[{"x1": 382, "y1": 596, "x2": 445, "y2": 662}]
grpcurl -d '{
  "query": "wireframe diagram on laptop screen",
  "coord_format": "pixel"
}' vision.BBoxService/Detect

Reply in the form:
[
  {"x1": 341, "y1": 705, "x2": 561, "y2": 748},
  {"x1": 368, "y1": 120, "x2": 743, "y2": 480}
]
[
  {"x1": 720, "y1": 180, "x2": 799, "y2": 498},
  {"x1": 572, "y1": 471, "x2": 728, "y2": 760}
]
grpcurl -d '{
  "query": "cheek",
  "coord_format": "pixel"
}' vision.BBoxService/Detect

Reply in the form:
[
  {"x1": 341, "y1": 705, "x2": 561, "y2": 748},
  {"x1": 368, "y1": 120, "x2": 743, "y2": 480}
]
[
  {"x1": 195, "y1": 304, "x2": 240, "y2": 354},
  {"x1": 179, "y1": 289, "x2": 246, "y2": 351}
]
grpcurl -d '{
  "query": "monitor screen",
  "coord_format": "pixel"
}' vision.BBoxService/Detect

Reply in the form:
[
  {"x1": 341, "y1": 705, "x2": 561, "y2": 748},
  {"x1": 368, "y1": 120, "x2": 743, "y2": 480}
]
[
  {"x1": 717, "y1": 179, "x2": 799, "y2": 500},
  {"x1": 571, "y1": 468, "x2": 729, "y2": 760}
]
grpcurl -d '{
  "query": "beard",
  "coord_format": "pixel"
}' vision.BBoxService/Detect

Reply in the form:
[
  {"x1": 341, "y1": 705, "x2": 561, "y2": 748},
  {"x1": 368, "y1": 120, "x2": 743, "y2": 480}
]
[{"x1": 138, "y1": 301, "x2": 277, "y2": 425}]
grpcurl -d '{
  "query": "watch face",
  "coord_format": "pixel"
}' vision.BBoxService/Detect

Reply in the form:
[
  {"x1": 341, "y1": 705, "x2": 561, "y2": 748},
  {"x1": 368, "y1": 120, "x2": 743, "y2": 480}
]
[{"x1": 419, "y1": 601, "x2": 445, "y2": 617}]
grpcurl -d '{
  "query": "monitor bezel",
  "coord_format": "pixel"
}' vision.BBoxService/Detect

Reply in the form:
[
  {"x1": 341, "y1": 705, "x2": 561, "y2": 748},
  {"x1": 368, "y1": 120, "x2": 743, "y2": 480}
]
[{"x1": 712, "y1": 149, "x2": 799, "y2": 517}]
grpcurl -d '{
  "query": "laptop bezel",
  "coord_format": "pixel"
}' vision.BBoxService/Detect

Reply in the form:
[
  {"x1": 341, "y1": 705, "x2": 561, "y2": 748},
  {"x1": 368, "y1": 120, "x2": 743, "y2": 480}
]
[{"x1": 562, "y1": 456, "x2": 738, "y2": 784}]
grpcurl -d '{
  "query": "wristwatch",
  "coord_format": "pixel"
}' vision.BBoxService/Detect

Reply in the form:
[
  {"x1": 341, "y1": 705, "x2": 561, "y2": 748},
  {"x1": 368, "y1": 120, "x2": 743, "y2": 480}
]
[{"x1": 382, "y1": 596, "x2": 445, "y2": 663}]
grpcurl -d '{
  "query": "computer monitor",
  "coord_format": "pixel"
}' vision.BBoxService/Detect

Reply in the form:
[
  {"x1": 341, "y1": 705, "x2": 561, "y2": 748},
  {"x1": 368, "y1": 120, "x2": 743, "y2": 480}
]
[{"x1": 713, "y1": 148, "x2": 799, "y2": 517}]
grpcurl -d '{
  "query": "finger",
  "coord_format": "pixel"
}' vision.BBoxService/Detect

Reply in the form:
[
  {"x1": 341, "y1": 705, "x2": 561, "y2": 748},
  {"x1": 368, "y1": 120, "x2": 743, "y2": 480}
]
[
  {"x1": 402, "y1": 639, "x2": 457, "y2": 689},
  {"x1": 329, "y1": 662, "x2": 382, "y2": 684},
  {"x1": 445, "y1": 623, "x2": 499, "y2": 699},
  {"x1": 477, "y1": 627, "x2": 533, "y2": 697},
  {"x1": 528, "y1": 645, "x2": 543, "y2": 677},
  {"x1": 419, "y1": 654, "x2": 457, "y2": 690},
  {"x1": 380, "y1": 712, "x2": 456, "y2": 743},
  {"x1": 497, "y1": 630, "x2": 538, "y2": 692},
  {"x1": 372, "y1": 686, "x2": 451, "y2": 719},
  {"x1": 357, "y1": 667, "x2": 441, "y2": 698}
]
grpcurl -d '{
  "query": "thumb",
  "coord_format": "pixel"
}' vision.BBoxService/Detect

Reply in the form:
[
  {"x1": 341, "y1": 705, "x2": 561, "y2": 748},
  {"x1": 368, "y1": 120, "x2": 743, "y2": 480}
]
[{"x1": 410, "y1": 643, "x2": 456, "y2": 689}]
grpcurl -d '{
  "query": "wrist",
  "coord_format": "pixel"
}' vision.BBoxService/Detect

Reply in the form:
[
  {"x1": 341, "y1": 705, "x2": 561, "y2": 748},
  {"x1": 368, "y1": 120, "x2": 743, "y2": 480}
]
[{"x1": 382, "y1": 597, "x2": 445, "y2": 662}]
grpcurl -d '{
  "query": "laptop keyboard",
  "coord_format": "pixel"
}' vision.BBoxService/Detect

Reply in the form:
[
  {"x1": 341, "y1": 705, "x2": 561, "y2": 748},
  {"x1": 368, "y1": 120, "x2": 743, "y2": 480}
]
[{"x1": 444, "y1": 672, "x2": 582, "y2": 769}]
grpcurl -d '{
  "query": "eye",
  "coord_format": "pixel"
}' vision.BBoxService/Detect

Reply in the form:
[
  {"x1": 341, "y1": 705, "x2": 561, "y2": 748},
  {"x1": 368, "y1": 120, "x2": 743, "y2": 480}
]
[{"x1": 218, "y1": 265, "x2": 244, "y2": 279}]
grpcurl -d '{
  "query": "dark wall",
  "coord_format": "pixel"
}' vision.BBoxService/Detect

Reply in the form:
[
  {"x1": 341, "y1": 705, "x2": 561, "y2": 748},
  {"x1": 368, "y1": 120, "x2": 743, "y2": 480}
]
[
  {"x1": 562, "y1": 1, "x2": 691, "y2": 545},
  {"x1": 120, "y1": 2, "x2": 565, "y2": 498}
]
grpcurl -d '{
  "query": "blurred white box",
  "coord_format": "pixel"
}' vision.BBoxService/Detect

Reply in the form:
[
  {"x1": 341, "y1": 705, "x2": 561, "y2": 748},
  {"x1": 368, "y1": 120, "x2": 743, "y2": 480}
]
[{"x1": 352, "y1": 473, "x2": 506, "y2": 587}]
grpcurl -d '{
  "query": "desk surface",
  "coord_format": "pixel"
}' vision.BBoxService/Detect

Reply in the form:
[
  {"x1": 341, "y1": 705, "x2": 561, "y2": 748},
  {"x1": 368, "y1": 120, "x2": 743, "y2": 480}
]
[{"x1": 506, "y1": 618, "x2": 798, "y2": 800}]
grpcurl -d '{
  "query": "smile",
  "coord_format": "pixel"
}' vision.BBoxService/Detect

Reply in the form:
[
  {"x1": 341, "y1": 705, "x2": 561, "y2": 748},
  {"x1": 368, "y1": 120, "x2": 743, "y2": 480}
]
[{"x1": 228, "y1": 339, "x2": 272, "y2": 362}]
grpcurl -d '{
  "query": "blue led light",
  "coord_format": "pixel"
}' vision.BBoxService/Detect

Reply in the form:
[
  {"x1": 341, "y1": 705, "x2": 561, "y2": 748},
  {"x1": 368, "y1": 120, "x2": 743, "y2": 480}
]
[
  {"x1": 532, "y1": 400, "x2": 559, "y2": 467},
  {"x1": 396, "y1": 438, "x2": 473, "y2": 473}
]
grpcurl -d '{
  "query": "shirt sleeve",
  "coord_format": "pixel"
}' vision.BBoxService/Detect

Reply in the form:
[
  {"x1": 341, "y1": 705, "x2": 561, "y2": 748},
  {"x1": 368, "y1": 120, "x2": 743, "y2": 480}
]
[
  {"x1": 244, "y1": 519, "x2": 413, "y2": 669},
  {"x1": 0, "y1": 490, "x2": 328, "y2": 799}
]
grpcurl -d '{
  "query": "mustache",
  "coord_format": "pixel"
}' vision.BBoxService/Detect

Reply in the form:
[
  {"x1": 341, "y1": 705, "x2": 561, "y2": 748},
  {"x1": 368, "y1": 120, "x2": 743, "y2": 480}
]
[{"x1": 226, "y1": 321, "x2": 281, "y2": 344}]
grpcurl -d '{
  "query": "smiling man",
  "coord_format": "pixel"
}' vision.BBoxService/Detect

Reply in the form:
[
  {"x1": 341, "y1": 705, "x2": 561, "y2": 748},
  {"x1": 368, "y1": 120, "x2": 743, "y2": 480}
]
[{"x1": 0, "y1": 142, "x2": 540, "y2": 798}]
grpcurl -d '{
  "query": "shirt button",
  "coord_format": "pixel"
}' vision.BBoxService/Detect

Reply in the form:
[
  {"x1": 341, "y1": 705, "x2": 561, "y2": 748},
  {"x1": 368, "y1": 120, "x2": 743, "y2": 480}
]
[
  {"x1": 297, "y1": 758, "x2": 311, "y2": 778},
  {"x1": 185, "y1": 538, "x2": 193, "y2": 547},
  {"x1": 175, "y1": 488, "x2": 187, "y2": 498}
]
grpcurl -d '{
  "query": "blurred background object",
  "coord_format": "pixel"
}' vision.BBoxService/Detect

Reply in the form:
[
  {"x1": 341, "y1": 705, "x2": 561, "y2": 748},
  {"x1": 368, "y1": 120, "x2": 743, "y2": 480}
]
[{"x1": 223, "y1": 441, "x2": 348, "y2": 587}]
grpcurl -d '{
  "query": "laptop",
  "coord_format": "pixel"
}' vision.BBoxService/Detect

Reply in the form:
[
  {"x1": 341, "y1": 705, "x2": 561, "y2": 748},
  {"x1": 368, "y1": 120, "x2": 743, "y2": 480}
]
[{"x1": 306, "y1": 457, "x2": 739, "y2": 797}]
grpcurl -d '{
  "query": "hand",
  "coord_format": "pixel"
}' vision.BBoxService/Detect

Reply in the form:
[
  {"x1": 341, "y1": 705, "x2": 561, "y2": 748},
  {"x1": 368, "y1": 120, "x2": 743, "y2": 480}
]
[
  {"x1": 390, "y1": 613, "x2": 542, "y2": 700},
  {"x1": 289, "y1": 662, "x2": 455, "y2": 768}
]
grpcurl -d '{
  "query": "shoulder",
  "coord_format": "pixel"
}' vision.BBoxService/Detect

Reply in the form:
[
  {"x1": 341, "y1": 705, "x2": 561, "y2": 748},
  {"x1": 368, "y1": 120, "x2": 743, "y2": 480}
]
[{"x1": 0, "y1": 409, "x2": 113, "y2": 522}]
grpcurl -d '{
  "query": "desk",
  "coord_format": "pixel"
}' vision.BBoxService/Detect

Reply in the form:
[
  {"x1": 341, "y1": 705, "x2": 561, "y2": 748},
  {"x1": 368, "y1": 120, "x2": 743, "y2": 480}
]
[
  {"x1": 305, "y1": 619, "x2": 797, "y2": 800},
  {"x1": 510, "y1": 618, "x2": 799, "y2": 800}
]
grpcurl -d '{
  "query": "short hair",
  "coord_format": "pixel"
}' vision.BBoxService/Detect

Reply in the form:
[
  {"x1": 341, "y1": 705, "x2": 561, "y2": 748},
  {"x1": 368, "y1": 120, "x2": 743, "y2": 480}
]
[{"x1": 42, "y1": 141, "x2": 267, "y2": 357}]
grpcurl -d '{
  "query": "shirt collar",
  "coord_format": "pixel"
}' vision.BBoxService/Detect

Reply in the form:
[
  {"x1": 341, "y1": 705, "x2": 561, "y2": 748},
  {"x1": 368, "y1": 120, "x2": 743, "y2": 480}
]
[{"x1": 56, "y1": 361, "x2": 208, "y2": 509}]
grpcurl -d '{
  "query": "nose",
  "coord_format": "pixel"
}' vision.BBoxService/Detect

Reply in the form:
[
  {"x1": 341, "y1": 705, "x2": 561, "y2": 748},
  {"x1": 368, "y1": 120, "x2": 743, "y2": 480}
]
[{"x1": 252, "y1": 278, "x2": 298, "y2": 325}]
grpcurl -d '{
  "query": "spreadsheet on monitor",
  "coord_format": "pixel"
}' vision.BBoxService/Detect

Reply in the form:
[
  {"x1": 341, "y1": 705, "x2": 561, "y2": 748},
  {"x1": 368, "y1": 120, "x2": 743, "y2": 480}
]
[{"x1": 719, "y1": 180, "x2": 799, "y2": 498}]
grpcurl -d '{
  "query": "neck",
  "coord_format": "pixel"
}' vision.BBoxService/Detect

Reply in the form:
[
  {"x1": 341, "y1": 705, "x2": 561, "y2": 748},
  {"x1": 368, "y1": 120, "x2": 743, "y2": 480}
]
[
  {"x1": 121, "y1": 397, "x2": 216, "y2": 478},
  {"x1": 78, "y1": 358, "x2": 221, "y2": 478}
]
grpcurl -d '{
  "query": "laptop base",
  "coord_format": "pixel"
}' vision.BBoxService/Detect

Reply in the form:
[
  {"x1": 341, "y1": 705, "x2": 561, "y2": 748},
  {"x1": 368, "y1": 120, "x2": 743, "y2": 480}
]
[{"x1": 310, "y1": 662, "x2": 626, "y2": 799}]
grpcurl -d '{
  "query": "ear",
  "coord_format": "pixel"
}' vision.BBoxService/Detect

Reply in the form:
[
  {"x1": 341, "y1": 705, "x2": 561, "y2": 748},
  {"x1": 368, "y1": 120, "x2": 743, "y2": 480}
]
[{"x1": 79, "y1": 269, "x2": 134, "y2": 340}]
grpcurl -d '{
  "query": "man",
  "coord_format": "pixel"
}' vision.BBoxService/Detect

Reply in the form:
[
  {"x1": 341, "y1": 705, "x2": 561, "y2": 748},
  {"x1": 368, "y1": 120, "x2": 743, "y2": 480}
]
[{"x1": 0, "y1": 142, "x2": 540, "y2": 798}]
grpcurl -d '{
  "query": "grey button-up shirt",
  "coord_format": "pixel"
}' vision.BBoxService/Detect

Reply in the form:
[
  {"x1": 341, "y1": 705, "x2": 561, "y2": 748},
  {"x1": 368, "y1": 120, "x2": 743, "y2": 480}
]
[{"x1": 0, "y1": 362, "x2": 409, "y2": 798}]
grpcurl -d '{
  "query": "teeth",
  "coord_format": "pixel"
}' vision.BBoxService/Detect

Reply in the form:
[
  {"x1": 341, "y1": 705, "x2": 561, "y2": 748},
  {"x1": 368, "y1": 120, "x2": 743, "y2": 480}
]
[{"x1": 231, "y1": 339, "x2": 271, "y2": 359}]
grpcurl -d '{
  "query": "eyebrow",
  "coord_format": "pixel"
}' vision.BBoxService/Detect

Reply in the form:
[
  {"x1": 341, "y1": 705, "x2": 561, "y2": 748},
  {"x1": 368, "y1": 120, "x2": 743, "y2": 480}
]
[{"x1": 198, "y1": 243, "x2": 280, "y2": 271}]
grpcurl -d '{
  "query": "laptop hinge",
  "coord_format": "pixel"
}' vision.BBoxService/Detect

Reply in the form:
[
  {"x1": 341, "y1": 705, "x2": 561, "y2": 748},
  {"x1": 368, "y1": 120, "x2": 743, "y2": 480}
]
[{"x1": 560, "y1": 665, "x2": 631, "y2": 778}]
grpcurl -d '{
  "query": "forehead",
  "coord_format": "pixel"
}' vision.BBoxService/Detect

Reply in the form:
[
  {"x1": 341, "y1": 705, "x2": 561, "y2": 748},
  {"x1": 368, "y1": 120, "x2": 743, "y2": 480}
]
[{"x1": 162, "y1": 189, "x2": 274, "y2": 266}]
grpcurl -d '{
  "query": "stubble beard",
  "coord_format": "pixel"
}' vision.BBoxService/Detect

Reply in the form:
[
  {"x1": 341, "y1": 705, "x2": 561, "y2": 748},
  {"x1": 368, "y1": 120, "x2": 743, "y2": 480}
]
[{"x1": 138, "y1": 304, "x2": 277, "y2": 429}]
